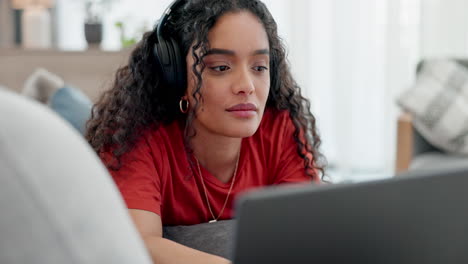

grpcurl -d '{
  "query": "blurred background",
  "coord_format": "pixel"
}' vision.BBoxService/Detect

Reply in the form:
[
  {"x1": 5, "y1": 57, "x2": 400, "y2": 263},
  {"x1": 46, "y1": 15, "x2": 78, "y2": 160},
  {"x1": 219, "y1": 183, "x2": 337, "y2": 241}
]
[{"x1": 1, "y1": 0, "x2": 467, "y2": 182}]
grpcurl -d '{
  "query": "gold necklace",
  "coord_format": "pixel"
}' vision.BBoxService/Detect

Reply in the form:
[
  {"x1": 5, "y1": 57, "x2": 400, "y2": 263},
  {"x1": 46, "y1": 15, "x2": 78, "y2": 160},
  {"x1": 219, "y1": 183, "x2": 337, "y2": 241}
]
[{"x1": 195, "y1": 150, "x2": 240, "y2": 223}]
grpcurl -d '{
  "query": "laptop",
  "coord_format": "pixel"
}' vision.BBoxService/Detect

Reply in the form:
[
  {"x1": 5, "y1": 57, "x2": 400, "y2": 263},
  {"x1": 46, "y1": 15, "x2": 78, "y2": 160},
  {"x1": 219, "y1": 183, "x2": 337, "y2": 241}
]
[{"x1": 232, "y1": 167, "x2": 468, "y2": 264}]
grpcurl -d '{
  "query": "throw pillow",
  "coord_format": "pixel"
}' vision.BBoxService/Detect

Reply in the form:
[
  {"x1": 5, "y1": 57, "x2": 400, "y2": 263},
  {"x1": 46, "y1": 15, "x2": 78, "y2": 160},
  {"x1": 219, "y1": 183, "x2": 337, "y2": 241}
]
[
  {"x1": 49, "y1": 86, "x2": 92, "y2": 135},
  {"x1": 397, "y1": 59, "x2": 468, "y2": 155},
  {"x1": 22, "y1": 68, "x2": 92, "y2": 135}
]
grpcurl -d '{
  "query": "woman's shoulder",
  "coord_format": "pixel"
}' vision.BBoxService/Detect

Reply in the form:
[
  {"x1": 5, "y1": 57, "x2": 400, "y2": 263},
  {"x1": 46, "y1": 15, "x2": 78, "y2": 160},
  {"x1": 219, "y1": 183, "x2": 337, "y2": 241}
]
[
  {"x1": 99, "y1": 121, "x2": 184, "y2": 170},
  {"x1": 142, "y1": 120, "x2": 183, "y2": 137},
  {"x1": 138, "y1": 120, "x2": 184, "y2": 147},
  {"x1": 109, "y1": 121, "x2": 183, "y2": 162}
]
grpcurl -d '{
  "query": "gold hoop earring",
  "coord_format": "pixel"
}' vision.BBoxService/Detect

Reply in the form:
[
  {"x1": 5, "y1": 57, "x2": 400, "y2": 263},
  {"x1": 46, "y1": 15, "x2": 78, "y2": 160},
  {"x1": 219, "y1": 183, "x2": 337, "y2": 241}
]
[{"x1": 179, "y1": 99, "x2": 189, "y2": 113}]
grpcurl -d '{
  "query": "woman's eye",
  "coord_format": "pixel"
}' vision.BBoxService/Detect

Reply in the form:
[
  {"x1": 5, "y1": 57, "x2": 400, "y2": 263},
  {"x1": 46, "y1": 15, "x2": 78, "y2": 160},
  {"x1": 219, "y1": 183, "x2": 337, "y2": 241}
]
[
  {"x1": 210, "y1": 65, "x2": 230, "y2": 72},
  {"x1": 253, "y1": 66, "x2": 268, "y2": 72}
]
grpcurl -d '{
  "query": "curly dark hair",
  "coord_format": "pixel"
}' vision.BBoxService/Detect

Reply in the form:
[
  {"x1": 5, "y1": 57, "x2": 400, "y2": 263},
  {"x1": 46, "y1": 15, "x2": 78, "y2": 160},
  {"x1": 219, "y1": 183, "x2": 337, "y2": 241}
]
[{"x1": 86, "y1": 0, "x2": 326, "y2": 179}]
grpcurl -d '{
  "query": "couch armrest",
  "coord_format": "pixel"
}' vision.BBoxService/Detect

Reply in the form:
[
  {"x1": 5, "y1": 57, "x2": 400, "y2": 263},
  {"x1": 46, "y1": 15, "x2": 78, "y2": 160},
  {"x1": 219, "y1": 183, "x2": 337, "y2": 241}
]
[{"x1": 395, "y1": 112, "x2": 414, "y2": 173}]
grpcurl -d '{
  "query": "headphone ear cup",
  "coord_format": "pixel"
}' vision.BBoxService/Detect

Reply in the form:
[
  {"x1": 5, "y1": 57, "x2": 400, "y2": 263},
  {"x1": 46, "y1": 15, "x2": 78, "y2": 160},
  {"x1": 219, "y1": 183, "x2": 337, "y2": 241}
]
[
  {"x1": 153, "y1": 34, "x2": 186, "y2": 92},
  {"x1": 167, "y1": 37, "x2": 186, "y2": 91}
]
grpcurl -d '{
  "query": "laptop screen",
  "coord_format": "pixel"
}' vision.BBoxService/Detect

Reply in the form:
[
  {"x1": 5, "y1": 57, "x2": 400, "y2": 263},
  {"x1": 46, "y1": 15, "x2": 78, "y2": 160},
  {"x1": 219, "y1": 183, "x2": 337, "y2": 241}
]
[{"x1": 232, "y1": 167, "x2": 468, "y2": 264}]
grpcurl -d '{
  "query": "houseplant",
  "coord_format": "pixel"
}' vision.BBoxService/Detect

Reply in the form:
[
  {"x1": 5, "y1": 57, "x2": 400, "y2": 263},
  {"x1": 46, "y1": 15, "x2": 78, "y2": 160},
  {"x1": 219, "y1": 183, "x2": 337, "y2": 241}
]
[{"x1": 83, "y1": 0, "x2": 117, "y2": 48}]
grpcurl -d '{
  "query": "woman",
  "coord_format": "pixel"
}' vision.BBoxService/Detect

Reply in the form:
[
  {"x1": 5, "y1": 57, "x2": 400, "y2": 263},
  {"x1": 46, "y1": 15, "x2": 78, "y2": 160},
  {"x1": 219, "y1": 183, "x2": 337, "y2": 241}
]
[{"x1": 86, "y1": 0, "x2": 325, "y2": 263}]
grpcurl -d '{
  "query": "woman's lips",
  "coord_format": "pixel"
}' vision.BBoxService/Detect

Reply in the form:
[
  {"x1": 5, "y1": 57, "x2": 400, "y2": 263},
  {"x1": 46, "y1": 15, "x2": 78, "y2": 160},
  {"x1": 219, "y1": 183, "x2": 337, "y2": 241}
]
[
  {"x1": 226, "y1": 103, "x2": 257, "y2": 111},
  {"x1": 226, "y1": 103, "x2": 257, "y2": 118}
]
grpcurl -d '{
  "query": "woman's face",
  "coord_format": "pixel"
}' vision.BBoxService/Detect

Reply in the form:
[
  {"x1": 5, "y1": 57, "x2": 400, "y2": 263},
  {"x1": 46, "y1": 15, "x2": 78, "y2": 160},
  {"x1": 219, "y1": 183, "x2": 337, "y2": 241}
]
[{"x1": 185, "y1": 11, "x2": 270, "y2": 138}]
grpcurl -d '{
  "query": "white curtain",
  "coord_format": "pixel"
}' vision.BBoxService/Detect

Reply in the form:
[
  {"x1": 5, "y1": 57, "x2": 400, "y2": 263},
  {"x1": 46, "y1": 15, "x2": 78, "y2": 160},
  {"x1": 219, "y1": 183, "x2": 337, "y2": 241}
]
[
  {"x1": 265, "y1": 0, "x2": 422, "y2": 182},
  {"x1": 55, "y1": 0, "x2": 426, "y2": 182},
  {"x1": 255, "y1": 0, "x2": 422, "y2": 182}
]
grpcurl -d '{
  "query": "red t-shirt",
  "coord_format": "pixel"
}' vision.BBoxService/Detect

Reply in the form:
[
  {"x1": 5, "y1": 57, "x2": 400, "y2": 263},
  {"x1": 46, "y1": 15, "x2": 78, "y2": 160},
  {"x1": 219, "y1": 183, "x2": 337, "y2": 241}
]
[{"x1": 105, "y1": 109, "x2": 319, "y2": 226}]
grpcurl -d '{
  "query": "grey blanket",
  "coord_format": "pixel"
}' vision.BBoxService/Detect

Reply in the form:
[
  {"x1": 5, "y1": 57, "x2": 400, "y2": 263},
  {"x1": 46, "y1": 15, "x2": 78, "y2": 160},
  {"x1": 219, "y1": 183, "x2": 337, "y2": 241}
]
[{"x1": 163, "y1": 219, "x2": 235, "y2": 259}]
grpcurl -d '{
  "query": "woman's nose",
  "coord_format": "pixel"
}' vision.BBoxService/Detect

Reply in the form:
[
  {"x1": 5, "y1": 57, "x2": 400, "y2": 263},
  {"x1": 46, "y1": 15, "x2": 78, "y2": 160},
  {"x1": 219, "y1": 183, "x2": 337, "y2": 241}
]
[{"x1": 232, "y1": 67, "x2": 255, "y2": 95}]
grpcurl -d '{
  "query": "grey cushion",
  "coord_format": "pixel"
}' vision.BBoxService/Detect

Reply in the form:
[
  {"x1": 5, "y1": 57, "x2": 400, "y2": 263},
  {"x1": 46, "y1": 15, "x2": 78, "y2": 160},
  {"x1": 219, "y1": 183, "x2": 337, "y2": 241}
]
[
  {"x1": 163, "y1": 219, "x2": 235, "y2": 259},
  {"x1": 410, "y1": 152, "x2": 468, "y2": 171},
  {"x1": 0, "y1": 90, "x2": 151, "y2": 264}
]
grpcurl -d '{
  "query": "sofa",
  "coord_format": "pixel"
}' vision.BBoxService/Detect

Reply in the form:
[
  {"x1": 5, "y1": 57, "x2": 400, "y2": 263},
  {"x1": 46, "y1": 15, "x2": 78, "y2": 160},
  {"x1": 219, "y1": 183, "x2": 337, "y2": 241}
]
[
  {"x1": 395, "y1": 59, "x2": 468, "y2": 173},
  {"x1": 0, "y1": 89, "x2": 153, "y2": 263}
]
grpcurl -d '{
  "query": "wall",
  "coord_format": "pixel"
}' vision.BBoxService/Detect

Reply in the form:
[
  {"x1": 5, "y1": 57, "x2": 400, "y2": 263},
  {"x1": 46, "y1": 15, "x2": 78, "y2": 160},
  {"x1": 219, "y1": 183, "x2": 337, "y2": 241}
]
[{"x1": 420, "y1": 0, "x2": 468, "y2": 58}]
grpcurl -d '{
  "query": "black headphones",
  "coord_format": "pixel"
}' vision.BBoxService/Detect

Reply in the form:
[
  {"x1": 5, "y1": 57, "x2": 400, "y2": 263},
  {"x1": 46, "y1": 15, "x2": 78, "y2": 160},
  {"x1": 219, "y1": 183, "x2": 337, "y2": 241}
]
[{"x1": 153, "y1": 0, "x2": 187, "y2": 91}]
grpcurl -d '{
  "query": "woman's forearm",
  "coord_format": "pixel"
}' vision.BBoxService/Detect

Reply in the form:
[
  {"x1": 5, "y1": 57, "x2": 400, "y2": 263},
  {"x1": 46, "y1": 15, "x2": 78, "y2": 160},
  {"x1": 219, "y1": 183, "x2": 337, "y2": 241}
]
[{"x1": 142, "y1": 235, "x2": 230, "y2": 264}]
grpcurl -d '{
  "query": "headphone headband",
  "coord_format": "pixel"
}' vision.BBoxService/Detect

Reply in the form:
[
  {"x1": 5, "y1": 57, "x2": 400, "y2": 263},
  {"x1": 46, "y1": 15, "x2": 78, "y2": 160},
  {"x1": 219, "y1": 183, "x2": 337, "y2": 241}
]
[
  {"x1": 153, "y1": 0, "x2": 187, "y2": 94},
  {"x1": 156, "y1": 0, "x2": 185, "y2": 40}
]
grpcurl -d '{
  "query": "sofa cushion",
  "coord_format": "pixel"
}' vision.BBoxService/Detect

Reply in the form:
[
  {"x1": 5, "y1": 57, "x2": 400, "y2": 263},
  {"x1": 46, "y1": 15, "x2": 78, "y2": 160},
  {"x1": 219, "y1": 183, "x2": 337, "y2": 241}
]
[
  {"x1": 397, "y1": 60, "x2": 468, "y2": 155},
  {"x1": 163, "y1": 219, "x2": 235, "y2": 260},
  {"x1": 410, "y1": 152, "x2": 468, "y2": 171}
]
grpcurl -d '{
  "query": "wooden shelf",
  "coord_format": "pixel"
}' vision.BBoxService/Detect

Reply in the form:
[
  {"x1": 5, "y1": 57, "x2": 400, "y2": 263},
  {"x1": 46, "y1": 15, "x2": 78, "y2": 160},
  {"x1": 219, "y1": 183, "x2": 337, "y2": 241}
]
[{"x1": 0, "y1": 48, "x2": 132, "y2": 102}]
